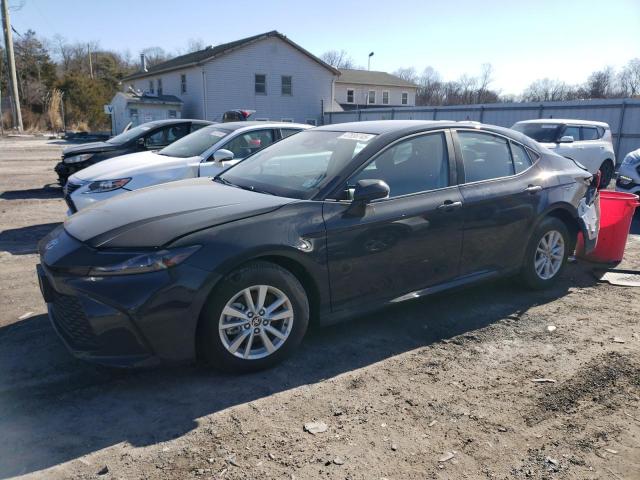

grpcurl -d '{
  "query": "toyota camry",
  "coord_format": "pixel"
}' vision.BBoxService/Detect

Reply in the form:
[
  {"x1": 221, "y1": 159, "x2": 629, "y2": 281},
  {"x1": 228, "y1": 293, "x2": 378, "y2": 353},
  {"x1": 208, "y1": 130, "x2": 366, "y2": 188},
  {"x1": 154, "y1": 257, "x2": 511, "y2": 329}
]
[{"x1": 37, "y1": 121, "x2": 598, "y2": 372}]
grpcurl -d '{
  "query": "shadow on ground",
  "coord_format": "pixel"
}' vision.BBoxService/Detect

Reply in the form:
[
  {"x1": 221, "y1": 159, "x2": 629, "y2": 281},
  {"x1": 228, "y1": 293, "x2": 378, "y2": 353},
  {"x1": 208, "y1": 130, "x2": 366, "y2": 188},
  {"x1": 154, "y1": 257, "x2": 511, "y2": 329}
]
[
  {"x1": 0, "y1": 223, "x2": 61, "y2": 255},
  {"x1": 0, "y1": 261, "x2": 599, "y2": 478},
  {"x1": 0, "y1": 185, "x2": 62, "y2": 201}
]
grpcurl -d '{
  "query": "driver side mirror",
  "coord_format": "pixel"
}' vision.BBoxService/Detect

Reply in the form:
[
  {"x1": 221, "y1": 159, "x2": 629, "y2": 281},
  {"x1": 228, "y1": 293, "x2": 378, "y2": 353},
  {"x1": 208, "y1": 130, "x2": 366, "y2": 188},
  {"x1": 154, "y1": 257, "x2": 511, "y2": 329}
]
[
  {"x1": 353, "y1": 179, "x2": 390, "y2": 203},
  {"x1": 137, "y1": 137, "x2": 146, "y2": 148},
  {"x1": 212, "y1": 149, "x2": 234, "y2": 163},
  {"x1": 559, "y1": 135, "x2": 574, "y2": 143},
  {"x1": 345, "y1": 179, "x2": 389, "y2": 217}
]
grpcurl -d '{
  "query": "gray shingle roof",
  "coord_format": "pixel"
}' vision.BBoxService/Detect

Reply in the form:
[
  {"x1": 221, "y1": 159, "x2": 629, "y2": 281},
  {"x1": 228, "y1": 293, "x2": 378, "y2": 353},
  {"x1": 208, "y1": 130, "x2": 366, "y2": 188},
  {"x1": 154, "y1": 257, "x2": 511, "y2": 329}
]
[
  {"x1": 123, "y1": 31, "x2": 339, "y2": 81},
  {"x1": 336, "y1": 69, "x2": 418, "y2": 88},
  {"x1": 122, "y1": 92, "x2": 182, "y2": 104}
]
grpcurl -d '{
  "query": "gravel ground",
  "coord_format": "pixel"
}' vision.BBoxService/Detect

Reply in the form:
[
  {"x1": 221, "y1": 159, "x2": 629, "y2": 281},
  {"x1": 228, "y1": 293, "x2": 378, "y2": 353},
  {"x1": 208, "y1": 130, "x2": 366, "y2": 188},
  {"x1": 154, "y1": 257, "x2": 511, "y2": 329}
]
[{"x1": 0, "y1": 137, "x2": 639, "y2": 480}]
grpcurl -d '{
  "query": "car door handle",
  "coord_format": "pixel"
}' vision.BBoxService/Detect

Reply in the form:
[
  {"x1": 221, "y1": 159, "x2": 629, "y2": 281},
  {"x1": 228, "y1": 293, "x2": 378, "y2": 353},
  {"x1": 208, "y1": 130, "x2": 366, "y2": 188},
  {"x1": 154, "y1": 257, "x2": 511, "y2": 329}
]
[
  {"x1": 437, "y1": 200, "x2": 462, "y2": 211},
  {"x1": 524, "y1": 185, "x2": 543, "y2": 194}
]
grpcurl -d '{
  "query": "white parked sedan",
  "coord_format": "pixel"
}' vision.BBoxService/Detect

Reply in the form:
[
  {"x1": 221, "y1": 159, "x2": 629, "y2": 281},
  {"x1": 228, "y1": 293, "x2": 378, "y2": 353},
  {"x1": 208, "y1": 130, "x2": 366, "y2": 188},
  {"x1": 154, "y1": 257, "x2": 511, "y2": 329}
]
[{"x1": 64, "y1": 121, "x2": 310, "y2": 213}]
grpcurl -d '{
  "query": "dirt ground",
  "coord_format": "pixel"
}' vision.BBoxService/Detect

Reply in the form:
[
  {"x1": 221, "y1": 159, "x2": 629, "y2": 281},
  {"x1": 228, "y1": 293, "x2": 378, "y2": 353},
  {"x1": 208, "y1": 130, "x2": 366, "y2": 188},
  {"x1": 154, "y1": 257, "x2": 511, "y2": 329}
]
[{"x1": 0, "y1": 136, "x2": 639, "y2": 480}]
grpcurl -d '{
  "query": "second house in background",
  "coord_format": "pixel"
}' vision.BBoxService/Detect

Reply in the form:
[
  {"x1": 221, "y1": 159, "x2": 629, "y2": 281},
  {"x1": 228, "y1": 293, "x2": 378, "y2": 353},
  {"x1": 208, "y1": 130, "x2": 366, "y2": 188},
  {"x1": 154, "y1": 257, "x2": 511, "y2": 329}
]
[
  {"x1": 334, "y1": 69, "x2": 418, "y2": 111},
  {"x1": 121, "y1": 31, "x2": 339, "y2": 127}
]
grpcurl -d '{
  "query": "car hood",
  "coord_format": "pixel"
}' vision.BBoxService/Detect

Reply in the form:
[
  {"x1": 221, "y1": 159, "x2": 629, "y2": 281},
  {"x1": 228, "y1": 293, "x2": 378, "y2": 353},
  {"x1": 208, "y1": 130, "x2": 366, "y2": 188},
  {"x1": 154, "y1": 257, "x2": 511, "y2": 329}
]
[
  {"x1": 63, "y1": 141, "x2": 118, "y2": 157},
  {"x1": 72, "y1": 151, "x2": 194, "y2": 181},
  {"x1": 64, "y1": 177, "x2": 296, "y2": 248}
]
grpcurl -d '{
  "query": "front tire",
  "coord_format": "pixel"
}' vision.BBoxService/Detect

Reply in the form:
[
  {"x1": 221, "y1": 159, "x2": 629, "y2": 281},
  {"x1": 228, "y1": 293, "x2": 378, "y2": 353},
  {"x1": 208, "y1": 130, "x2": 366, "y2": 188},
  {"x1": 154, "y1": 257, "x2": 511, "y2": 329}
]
[
  {"x1": 199, "y1": 261, "x2": 309, "y2": 373},
  {"x1": 598, "y1": 160, "x2": 614, "y2": 189},
  {"x1": 520, "y1": 217, "x2": 570, "y2": 289}
]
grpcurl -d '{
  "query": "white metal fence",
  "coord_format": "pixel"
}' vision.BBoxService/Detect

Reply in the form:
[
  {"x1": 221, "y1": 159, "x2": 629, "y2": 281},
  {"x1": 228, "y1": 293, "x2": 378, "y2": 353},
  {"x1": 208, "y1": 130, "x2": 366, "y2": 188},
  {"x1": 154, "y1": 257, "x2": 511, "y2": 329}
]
[{"x1": 323, "y1": 98, "x2": 640, "y2": 162}]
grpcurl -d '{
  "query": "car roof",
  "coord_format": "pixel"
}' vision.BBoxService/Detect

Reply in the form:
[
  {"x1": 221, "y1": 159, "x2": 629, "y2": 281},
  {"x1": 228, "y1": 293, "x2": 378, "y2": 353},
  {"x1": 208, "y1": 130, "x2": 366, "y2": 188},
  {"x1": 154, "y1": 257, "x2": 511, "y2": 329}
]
[
  {"x1": 314, "y1": 120, "x2": 453, "y2": 134},
  {"x1": 514, "y1": 118, "x2": 610, "y2": 128},
  {"x1": 140, "y1": 119, "x2": 214, "y2": 127},
  {"x1": 312, "y1": 120, "x2": 540, "y2": 151},
  {"x1": 213, "y1": 121, "x2": 312, "y2": 131}
]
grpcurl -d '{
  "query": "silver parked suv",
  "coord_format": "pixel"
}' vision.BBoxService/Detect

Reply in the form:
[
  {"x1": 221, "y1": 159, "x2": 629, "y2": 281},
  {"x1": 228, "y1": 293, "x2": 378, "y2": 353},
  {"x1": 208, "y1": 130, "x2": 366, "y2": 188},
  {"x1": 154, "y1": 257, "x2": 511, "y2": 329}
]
[{"x1": 512, "y1": 119, "x2": 616, "y2": 187}]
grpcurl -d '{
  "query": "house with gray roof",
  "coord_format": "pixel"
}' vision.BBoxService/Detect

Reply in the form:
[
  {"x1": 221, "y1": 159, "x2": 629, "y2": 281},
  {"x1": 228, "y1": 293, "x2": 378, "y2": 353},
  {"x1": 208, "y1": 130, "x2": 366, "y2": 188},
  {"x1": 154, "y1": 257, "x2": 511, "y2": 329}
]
[
  {"x1": 334, "y1": 69, "x2": 418, "y2": 111},
  {"x1": 119, "y1": 31, "x2": 339, "y2": 127}
]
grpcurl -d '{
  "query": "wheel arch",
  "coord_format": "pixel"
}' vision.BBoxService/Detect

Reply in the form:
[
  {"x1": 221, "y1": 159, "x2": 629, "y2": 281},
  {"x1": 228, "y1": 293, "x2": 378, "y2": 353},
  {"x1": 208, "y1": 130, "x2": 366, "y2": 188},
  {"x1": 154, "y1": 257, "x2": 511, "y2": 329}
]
[{"x1": 541, "y1": 204, "x2": 580, "y2": 251}]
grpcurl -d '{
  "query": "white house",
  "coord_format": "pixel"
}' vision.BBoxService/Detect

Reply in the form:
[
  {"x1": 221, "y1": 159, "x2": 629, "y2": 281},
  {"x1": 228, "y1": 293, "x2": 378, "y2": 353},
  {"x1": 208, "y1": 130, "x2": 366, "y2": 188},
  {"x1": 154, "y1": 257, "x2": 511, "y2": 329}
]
[
  {"x1": 121, "y1": 31, "x2": 339, "y2": 126},
  {"x1": 334, "y1": 69, "x2": 418, "y2": 110},
  {"x1": 110, "y1": 91, "x2": 183, "y2": 134}
]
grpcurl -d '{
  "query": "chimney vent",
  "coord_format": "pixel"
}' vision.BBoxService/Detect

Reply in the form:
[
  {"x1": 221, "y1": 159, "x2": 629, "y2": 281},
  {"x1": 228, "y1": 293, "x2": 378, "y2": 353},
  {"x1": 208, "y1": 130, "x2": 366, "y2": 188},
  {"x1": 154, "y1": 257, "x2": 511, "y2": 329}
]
[{"x1": 140, "y1": 53, "x2": 148, "y2": 72}]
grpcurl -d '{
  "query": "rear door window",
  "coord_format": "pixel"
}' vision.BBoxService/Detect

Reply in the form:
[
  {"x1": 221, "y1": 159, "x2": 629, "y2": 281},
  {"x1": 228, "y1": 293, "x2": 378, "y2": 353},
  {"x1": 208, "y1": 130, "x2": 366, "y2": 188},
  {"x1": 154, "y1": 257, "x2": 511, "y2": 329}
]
[
  {"x1": 562, "y1": 126, "x2": 581, "y2": 141},
  {"x1": 510, "y1": 142, "x2": 532, "y2": 174},
  {"x1": 581, "y1": 127, "x2": 599, "y2": 140},
  {"x1": 281, "y1": 128, "x2": 301, "y2": 138},
  {"x1": 458, "y1": 131, "x2": 514, "y2": 183}
]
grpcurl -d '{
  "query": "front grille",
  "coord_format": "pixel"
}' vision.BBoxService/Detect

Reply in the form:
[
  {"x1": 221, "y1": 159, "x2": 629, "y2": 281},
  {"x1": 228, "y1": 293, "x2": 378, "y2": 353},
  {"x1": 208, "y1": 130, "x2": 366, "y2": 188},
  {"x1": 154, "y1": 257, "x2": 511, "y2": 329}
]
[
  {"x1": 51, "y1": 292, "x2": 99, "y2": 350},
  {"x1": 63, "y1": 182, "x2": 81, "y2": 212},
  {"x1": 63, "y1": 181, "x2": 81, "y2": 197}
]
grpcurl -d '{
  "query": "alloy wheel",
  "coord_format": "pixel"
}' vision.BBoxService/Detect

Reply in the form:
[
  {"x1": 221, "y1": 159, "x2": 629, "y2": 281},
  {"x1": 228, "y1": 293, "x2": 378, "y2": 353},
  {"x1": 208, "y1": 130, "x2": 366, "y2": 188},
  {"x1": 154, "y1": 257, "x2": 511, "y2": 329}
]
[
  {"x1": 534, "y1": 230, "x2": 565, "y2": 280},
  {"x1": 218, "y1": 285, "x2": 294, "y2": 360}
]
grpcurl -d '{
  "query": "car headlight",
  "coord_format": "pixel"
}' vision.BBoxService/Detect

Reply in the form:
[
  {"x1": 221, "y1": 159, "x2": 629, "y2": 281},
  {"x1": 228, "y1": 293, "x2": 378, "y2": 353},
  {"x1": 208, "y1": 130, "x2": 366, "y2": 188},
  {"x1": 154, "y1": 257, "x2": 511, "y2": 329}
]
[
  {"x1": 617, "y1": 175, "x2": 633, "y2": 185},
  {"x1": 621, "y1": 154, "x2": 640, "y2": 166},
  {"x1": 64, "y1": 153, "x2": 94, "y2": 164},
  {"x1": 85, "y1": 178, "x2": 131, "y2": 193},
  {"x1": 88, "y1": 245, "x2": 201, "y2": 276}
]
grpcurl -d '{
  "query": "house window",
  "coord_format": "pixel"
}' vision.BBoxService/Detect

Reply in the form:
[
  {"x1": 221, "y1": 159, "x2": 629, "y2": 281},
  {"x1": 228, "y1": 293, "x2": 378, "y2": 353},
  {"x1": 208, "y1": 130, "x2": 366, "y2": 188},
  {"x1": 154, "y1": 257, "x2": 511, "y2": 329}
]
[
  {"x1": 255, "y1": 74, "x2": 266, "y2": 94},
  {"x1": 306, "y1": 119, "x2": 317, "y2": 126},
  {"x1": 382, "y1": 91, "x2": 389, "y2": 105},
  {"x1": 280, "y1": 118, "x2": 294, "y2": 123},
  {"x1": 168, "y1": 110, "x2": 177, "y2": 119},
  {"x1": 157, "y1": 78, "x2": 163, "y2": 96},
  {"x1": 368, "y1": 90, "x2": 376, "y2": 104},
  {"x1": 346, "y1": 89, "x2": 354, "y2": 103},
  {"x1": 281, "y1": 76, "x2": 292, "y2": 95},
  {"x1": 180, "y1": 74, "x2": 187, "y2": 94},
  {"x1": 148, "y1": 80, "x2": 154, "y2": 94},
  {"x1": 401, "y1": 92, "x2": 408, "y2": 105}
]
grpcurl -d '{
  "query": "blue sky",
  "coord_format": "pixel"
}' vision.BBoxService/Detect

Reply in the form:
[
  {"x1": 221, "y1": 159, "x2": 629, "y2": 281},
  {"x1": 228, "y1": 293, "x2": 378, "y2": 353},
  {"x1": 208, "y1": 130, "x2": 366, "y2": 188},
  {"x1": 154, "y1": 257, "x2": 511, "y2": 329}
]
[{"x1": 9, "y1": 0, "x2": 640, "y2": 95}]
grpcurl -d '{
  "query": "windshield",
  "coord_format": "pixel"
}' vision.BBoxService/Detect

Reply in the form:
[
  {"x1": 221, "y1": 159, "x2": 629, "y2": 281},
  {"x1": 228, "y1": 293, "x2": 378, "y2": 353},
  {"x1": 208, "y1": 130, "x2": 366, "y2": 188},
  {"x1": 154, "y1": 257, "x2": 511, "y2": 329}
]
[
  {"x1": 219, "y1": 130, "x2": 377, "y2": 199},
  {"x1": 158, "y1": 126, "x2": 232, "y2": 158},
  {"x1": 512, "y1": 123, "x2": 561, "y2": 143},
  {"x1": 106, "y1": 124, "x2": 155, "y2": 145}
]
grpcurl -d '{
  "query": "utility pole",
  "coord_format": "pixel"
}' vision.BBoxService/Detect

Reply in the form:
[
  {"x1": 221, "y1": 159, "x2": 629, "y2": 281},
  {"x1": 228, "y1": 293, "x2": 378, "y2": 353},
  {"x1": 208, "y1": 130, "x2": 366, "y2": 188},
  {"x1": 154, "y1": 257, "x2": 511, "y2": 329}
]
[
  {"x1": 87, "y1": 43, "x2": 93, "y2": 79},
  {"x1": 1, "y1": 0, "x2": 22, "y2": 131}
]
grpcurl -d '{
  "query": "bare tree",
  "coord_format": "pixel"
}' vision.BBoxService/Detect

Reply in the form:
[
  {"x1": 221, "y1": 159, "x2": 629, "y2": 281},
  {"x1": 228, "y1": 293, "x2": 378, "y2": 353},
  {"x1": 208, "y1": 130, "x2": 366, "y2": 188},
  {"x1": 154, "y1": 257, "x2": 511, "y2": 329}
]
[
  {"x1": 139, "y1": 46, "x2": 170, "y2": 67},
  {"x1": 320, "y1": 49, "x2": 355, "y2": 69},
  {"x1": 586, "y1": 67, "x2": 616, "y2": 98},
  {"x1": 393, "y1": 67, "x2": 418, "y2": 84},
  {"x1": 618, "y1": 58, "x2": 640, "y2": 97}
]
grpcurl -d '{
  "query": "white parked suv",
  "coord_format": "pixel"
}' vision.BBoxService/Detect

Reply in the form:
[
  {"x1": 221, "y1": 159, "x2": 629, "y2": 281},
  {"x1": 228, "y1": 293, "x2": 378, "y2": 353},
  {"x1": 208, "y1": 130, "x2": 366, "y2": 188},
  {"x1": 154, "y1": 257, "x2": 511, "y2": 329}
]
[
  {"x1": 512, "y1": 119, "x2": 616, "y2": 187},
  {"x1": 64, "y1": 121, "x2": 310, "y2": 213},
  {"x1": 616, "y1": 148, "x2": 640, "y2": 195}
]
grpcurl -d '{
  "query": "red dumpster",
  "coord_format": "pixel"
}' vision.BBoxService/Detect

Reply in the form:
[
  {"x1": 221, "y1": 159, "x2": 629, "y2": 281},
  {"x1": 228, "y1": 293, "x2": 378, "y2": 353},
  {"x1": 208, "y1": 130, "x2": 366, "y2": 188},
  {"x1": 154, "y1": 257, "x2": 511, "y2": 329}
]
[{"x1": 578, "y1": 191, "x2": 639, "y2": 263}]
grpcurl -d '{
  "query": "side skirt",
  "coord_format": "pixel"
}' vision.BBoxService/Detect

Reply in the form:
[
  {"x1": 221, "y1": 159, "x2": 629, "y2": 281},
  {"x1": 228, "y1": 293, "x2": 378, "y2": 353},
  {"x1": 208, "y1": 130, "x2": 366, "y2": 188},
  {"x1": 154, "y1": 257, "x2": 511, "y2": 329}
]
[{"x1": 319, "y1": 269, "x2": 513, "y2": 326}]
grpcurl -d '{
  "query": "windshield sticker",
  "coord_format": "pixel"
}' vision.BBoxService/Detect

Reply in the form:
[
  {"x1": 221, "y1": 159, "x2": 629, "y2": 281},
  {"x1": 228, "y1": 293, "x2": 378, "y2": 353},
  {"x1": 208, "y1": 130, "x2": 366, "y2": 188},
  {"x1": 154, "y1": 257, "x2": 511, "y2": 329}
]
[
  {"x1": 209, "y1": 130, "x2": 227, "y2": 137},
  {"x1": 338, "y1": 132, "x2": 375, "y2": 142},
  {"x1": 541, "y1": 125, "x2": 559, "y2": 129}
]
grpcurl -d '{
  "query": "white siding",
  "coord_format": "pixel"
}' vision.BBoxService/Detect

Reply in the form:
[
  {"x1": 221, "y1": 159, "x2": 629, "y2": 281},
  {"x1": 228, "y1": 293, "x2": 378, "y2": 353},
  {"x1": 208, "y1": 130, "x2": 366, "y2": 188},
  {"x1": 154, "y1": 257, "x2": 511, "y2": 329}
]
[
  {"x1": 127, "y1": 67, "x2": 204, "y2": 118},
  {"x1": 124, "y1": 36, "x2": 336, "y2": 123},
  {"x1": 335, "y1": 83, "x2": 416, "y2": 107},
  {"x1": 202, "y1": 37, "x2": 335, "y2": 123}
]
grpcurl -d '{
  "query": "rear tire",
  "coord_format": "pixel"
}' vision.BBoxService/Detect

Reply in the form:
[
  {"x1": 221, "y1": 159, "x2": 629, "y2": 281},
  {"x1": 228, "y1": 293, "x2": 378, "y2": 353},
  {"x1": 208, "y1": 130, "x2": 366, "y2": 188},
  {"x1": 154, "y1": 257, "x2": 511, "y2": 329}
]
[
  {"x1": 199, "y1": 261, "x2": 309, "y2": 373},
  {"x1": 598, "y1": 160, "x2": 614, "y2": 189},
  {"x1": 520, "y1": 217, "x2": 570, "y2": 289}
]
